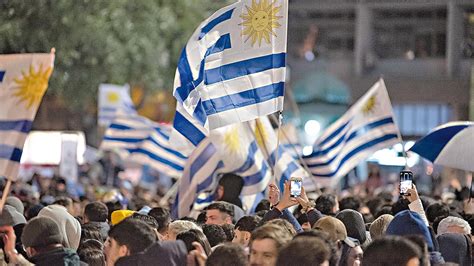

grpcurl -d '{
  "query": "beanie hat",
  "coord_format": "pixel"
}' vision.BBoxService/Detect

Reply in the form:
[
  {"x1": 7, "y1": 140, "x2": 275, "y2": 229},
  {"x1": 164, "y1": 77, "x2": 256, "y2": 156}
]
[
  {"x1": 38, "y1": 204, "x2": 81, "y2": 250},
  {"x1": 369, "y1": 214, "x2": 394, "y2": 239},
  {"x1": 0, "y1": 205, "x2": 26, "y2": 226},
  {"x1": 437, "y1": 233, "x2": 472, "y2": 266},
  {"x1": 386, "y1": 210, "x2": 434, "y2": 250},
  {"x1": 21, "y1": 216, "x2": 63, "y2": 248},
  {"x1": 6, "y1": 196, "x2": 24, "y2": 215},
  {"x1": 111, "y1": 210, "x2": 135, "y2": 225},
  {"x1": 336, "y1": 209, "x2": 367, "y2": 244}
]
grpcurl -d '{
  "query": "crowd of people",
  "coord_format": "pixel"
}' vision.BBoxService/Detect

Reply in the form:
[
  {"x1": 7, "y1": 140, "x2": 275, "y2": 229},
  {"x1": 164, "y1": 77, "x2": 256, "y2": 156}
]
[{"x1": 0, "y1": 170, "x2": 473, "y2": 266}]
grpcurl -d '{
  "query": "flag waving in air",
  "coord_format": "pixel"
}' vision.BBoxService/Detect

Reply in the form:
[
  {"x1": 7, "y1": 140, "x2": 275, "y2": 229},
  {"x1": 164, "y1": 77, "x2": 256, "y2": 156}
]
[
  {"x1": 304, "y1": 79, "x2": 400, "y2": 187},
  {"x1": 0, "y1": 52, "x2": 55, "y2": 180},
  {"x1": 170, "y1": 0, "x2": 289, "y2": 155}
]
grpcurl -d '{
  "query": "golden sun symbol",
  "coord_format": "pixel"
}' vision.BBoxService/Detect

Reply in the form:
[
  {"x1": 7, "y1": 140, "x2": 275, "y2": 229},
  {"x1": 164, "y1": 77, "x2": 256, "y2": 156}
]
[
  {"x1": 13, "y1": 64, "x2": 52, "y2": 110},
  {"x1": 107, "y1": 92, "x2": 120, "y2": 103},
  {"x1": 240, "y1": 0, "x2": 283, "y2": 47},
  {"x1": 254, "y1": 119, "x2": 268, "y2": 149},
  {"x1": 224, "y1": 126, "x2": 241, "y2": 154},
  {"x1": 362, "y1": 96, "x2": 377, "y2": 115}
]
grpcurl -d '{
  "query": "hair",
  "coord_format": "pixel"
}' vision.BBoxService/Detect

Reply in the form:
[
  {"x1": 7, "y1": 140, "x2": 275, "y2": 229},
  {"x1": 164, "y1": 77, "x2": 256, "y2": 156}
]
[
  {"x1": 53, "y1": 197, "x2": 73, "y2": 209},
  {"x1": 78, "y1": 247, "x2": 106, "y2": 266},
  {"x1": 221, "y1": 224, "x2": 235, "y2": 242},
  {"x1": 206, "y1": 202, "x2": 234, "y2": 217},
  {"x1": 315, "y1": 194, "x2": 337, "y2": 215},
  {"x1": 202, "y1": 224, "x2": 227, "y2": 247},
  {"x1": 80, "y1": 223, "x2": 104, "y2": 245},
  {"x1": 266, "y1": 218, "x2": 297, "y2": 236},
  {"x1": 218, "y1": 173, "x2": 244, "y2": 208},
  {"x1": 148, "y1": 207, "x2": 171, "y2": 233},
  {"x1": 176, "y1": 229, "x2": 212, "y2": 256},
  {"x1": 391, "y1": 198, "x2": 410, "y2": 215},
  {"x1": 362, "y1": 236, "x2": 421, "y2": 266},
  {"x1": 84, "y1": 202, "x2": 108, "y2": 223},
  {"x1": 277, "y1": 237, "x2": 330, "y2": 266},
  {"x1": 426, "y1": 203, "x2": 450, "y2": 224},
  {"x1": 369, "y1": 214, "x2": 394, "y2": 240},
  {"x1": 235, "y1": 216, "x2": 260, "y2": 233},
  {"x1": 437, "y1": 216, "x2": 472, "y2": 235},
  {"x1": 250, "y1": 224, "x2": 292, "y2": 251},
  {"x1": 168, "y1": 220, "x2": 202, "y2": 237},
  {"x1": 405, "y1": 235, "x2": 430, "y2": 266},
  {"x1": 374, "y1": 205, "x2": 392, "y2": 219},
  {"x1": 131, "y1": 213, "x2": 159, "y2": 229},
  {"x1": 255, "y1": 199, "x2": 271, "y2": 212},
  {"x1": 294, "y1": 230, "x2": 339, "y2": 266},
  {"x1": 206, "y1": 243, "x2": 248, "y2": 266},
  {"x1": 108, "y1": 218, "x2": 157, "y2": 254},
  {"x1": 339, "y1": 196, "x2": 361, "y2": 211}
]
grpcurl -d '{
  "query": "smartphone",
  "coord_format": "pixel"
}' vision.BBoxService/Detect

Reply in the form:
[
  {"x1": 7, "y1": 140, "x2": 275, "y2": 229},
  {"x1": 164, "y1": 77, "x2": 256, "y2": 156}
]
[
  {"x1": 290, "y1": 177, "x2": 302, "y2": 197},
  {"x1": 400, "y1": 170, "x2": 413, "y2": 196}
]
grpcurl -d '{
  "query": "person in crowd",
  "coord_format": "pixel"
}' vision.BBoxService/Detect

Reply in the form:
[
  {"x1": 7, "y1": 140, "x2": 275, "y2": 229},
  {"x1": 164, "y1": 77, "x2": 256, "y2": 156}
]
[
  {"x1": 277, "y1": 237, "x2": 330, "y2": 266},
  {"x1": 336, "y1": 209, "x2": 367, "y2": 246},
  {"x1": 363, "y1": 236, "x2": 422, "y2": 266},
  {"x1": 386, "y1": 210, "x2": 434, "y2": 251},
  {"x1": 313, "y1": 216, "x2": 352, "y2": 247},
  {"x1": 80, "y1": 223, "x2": 105, "y2": 246},
  {"x1": 6, "y1": 196, "x2": 25, "y2": 215},
  {"x1": 426, "y1": 202, "x2": 450, "y2": 226},
  {"x1": 167, "y1": 220, "x2": 202, "y2": 240},
  {"x1": 54, "y1": 197, "x2": 75, "y2": 216},
  {"x1": 206, "y1": 243, "x2": 248, "y2": 266},
  {"x1": 294, "y1": 230, "x2": 340, "y2": 266},
  {"x1": 249, "y1": 224, "x2": 293, "y2": 266},
  {"x1": 205, "y1": 201, "x2": 235, "y2": 225},
  {"x1": 0, "y1": 205, "x2": 28, "y2": 258},
  {"x1": 115, "y1": 240, "x2": 188, "y2": 266},
  {"x1": 78, "y1": 239, "x2": 106, "y2": 266},
  {"x1": 148, "y1": 207, "x2": 171, "y2": 239},
  {"x1": 369, "y1": 214, "x2": 393, "y2": 239},
  {"x1": 221, "y1": 224, "x2": 234, "y2": 242},
  {"x1": 437, "y1": 233, "x2": 472, "y2": 266},
  {"x1": 104, "y1": 218, "x2": 157, "y2": 266},
  {"x1": 176, "y1": 229, "x2": 212, "y2": 255},
  {"x1": 233, "y1": 216, "x2": 261, "y2": 248},
  {"x1": 38, "y1": 204, "x2": 82, "y2": 250},
  {"x1": 437, "y1": 216, "x2": 472, "y2": 235},
  {"x1": 83, "y1": 201, "x2": 110, "y2": 241},
  {"x1": 215, "y1": 173, "x2": 244, "y2": 208},
  {"x1": 110, "y1": 209, "x2": 134, "y2": 225},
  {"x1": 202, "y1": 224, "x2": 227, "y2": 248},
  {"x1": 339, "y1": 197, "x2": 361, "y2": 212},
  {"x1": 315, "y1": 194, "x2": 339, "y2": 216}
]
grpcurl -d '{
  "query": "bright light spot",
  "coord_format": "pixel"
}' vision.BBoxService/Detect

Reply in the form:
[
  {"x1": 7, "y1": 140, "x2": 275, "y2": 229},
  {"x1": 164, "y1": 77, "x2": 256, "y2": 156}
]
[
  {"x1": 404, "y1": 141, "x2": 415, "y2": 151},
  {"x1": 303, "y1": 146, "x2": 313, "y2": 156},
  {"x1": 393, "y1": 143, "x2": 403, "y2": 153},
  {"x1": 305, "y1": 120, "x2": 321, "y2": 136}
]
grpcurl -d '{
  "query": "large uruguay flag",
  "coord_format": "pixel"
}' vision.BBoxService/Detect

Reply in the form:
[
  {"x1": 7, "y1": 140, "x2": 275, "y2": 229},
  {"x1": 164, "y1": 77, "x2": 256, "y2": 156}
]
[
  {"x1": 409, "y1": 122, "x2": 474, "y2": 172},
  {"x1": 303, "y1": 79, "x2": 400, "y2": 187},
  {"x1": 0, "y1": 53, "x2": 55, "y2": 180},
  {"x1": 170, "y1": 0, "x2": 289, "y2": 155}
]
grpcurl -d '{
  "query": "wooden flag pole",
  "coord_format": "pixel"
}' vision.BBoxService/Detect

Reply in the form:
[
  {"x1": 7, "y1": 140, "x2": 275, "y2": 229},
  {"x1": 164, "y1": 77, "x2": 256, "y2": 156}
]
[{"x1": 0, "y1": 179, "x2": 12, "y2": 214}]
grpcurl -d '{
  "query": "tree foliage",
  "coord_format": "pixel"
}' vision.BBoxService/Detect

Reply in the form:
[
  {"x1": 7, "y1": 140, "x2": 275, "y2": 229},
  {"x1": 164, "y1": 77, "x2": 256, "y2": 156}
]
[{"x1": 0, "y1": 0, "x2": 229, "y2": 109}]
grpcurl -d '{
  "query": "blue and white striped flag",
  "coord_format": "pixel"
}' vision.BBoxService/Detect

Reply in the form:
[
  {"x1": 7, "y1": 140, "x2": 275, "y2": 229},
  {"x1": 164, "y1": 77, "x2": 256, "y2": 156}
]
[
  {"x1": 100, "y1": 114, "x2": 187, "y2": 177},
  {"x1": 409, "y1": 122, "x2": 474, "y2": 172},
  {"x1": 98, "y1": 83, "x2": 136, "y2": 127},
  {"x1": 304, "y1": 79, "x2": 400, "y2": 187},
  {"x1": 0, "y1": 53, "x2": 55, "y2": 180},
  {"x1": 170, "y1": 0, "x2": 289, "y2": 155}
]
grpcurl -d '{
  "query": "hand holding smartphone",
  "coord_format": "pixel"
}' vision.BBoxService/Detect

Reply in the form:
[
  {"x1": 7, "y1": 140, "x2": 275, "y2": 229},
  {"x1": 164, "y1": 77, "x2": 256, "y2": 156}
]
[
  {"x1": 399, "y1": 170, "x2": 413, "y2": 196},
  {"x1": 290, "y1": 177, "x2": 302, "y2": 197}
]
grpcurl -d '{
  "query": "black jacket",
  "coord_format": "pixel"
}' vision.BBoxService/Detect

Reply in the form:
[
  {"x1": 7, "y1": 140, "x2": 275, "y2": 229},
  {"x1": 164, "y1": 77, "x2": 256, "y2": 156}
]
[{"x1": 29, "y1": 247, "x2": 81, "y2": 266}]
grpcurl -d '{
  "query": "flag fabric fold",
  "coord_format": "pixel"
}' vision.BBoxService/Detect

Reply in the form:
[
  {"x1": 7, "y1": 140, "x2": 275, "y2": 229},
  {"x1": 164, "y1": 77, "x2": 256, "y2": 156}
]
[
  {"x1": 303, "y1": 79, "x2": 400, "y2": 187},
  {"x1": 170, "y1": 0, "x2": 289, "y2": 156},
  {"x1": 0, "y1": 53, "x2": 55, "y2": 180}
]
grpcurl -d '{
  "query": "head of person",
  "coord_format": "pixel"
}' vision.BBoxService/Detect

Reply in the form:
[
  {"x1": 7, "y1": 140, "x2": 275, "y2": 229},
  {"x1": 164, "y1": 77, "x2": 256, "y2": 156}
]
[
  {"x1": 205, "y1": 201, "x2": 234, "y2": 225},
  {"x1": 313, "y1": 216, "x2": 349, "y2": 246},
  {"x1": 437, "y1": 216, "x2": 472, "y2": 235},
  {"x1": 362, "y1": 236, "x2": 421, "y2": 266},
  {"x1": 266, "y1": 218, "x2": 297, "y2": 237},
  {"x1": 276, "y1": 237, "x2": 330, "y2": 266},
  {"x1": 130, "y1": 213, "x2": 158, "y2": 230},
  {"x1": 437, "y1": 233, "x2": 472, "y2": 266},
  {"x1": 38, "y1": 204, "x2": 82, "y2": 250},
  {"x1": 6, "y1": 196, "x2": 24, "y2": 215},
  {"x1": 148, "y1": 207, "x2": 171, "y2": 235},
  {"x1": 386, "y1": 210, "x2": 434, "y2": 251},
  {"x1": 78, "y1": 240, "x2": 106, "y2": 266},
  {"x1": 80, "y1": 223, "x2": 104, "y2": 246},
  {"x1": 249, "y1": 224, "x2": 293, "y2": 266},
  {"x1": 391, "y1": 198, "x2": 410, "y2": 215},
  {"x1": 255, "y1": 199, "x2": 271, "y2": 212},
  {"x1": 315, "y1": 194, "x2": 338, "y2": 215},
  {"x1": 202, "y1": 224, "x2": 227, "y2": 247},
  {"x1": 167, "y1": 220, "x2": 202, "y2": 240},
  {"x1": 339, "y1": 197, "x2": 361, "y2": 211},
  {"x1": 233, "y1": 216, "x2": 261, "y2": 247},
  {"x1": 294, "y1": 230, "x2": 340, "y2": 266},
  {"x1": 84, "y1": 201, "x2": 109, "y2": 223},
  {"x1": 21, "y1": 216, "x2": 64, "y2": 257},
  {"x1": 216, "y1": 173, "x2": 244, "y2": 208},
  {"x1": 336, "y1": 209, "x2": 367, "y2": 245},
  {"x1": 104, "y1": 218, "x2": 157, "y2": 266},
  {"x1": 53, "y1": 196, "x2": 74, "y2": 215},
  {"x1": 207, "y1": 243, "x2": 248, "y2": 266},
  {"x1": 369, "y1": 214, "x2": 394, "y2": 239},
  {"x1": 176, "y1": 229, "x2": 212, "y2": 256},
  {"x1": 221, "y1": 223, "x2": 235, "y2": 242}
]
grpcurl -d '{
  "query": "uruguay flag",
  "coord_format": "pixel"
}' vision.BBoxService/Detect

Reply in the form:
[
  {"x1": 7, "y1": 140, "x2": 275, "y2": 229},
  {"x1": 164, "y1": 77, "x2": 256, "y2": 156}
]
[
  {"x1": 409, "y1": 122, "x2": 474, "y2": 172},
  {"x1": 0, "y1": 53, "x2": 55, "y2": 180},
  {"x1": 170, "y1": 0, "x2": 289, "y2": 155},
  {"x1": 303, "y1": 79, "x2": 400, "y2": 187}
]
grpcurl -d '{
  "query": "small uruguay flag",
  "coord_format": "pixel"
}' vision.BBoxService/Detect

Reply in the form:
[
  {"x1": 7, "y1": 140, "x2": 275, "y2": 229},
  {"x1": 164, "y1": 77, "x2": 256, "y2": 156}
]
[
  {"x1": 0, "y1": 52, "x2": 55, "y2": 180},
  {"x1": 170, "y1": 0, "x2": 289, "y2": 155},
  {"x1": 98, "y1": 83, "x2": 136, "y2": 127}
]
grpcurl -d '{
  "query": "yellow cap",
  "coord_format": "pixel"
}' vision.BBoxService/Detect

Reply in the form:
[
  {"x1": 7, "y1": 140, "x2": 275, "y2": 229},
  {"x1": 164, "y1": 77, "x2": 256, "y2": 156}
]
[{"x1": 111, "y1": 210, "x2": 135, "y2": 225}]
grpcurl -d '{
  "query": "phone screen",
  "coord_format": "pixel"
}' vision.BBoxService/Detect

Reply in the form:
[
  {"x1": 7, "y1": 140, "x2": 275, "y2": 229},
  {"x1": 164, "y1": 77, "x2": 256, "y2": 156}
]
[
  {"x1": 400, "y1": 171, "x2": 413, "y2": 195},
  {"x1": 290, "y1": 179, "x2": 302, "y2": 197}
]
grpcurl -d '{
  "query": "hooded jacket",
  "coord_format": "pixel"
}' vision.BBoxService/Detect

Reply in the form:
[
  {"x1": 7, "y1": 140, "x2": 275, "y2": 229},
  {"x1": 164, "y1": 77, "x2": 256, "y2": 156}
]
[
  {"x1": 115, "y1": 240, "x2": 188, "y2": 266},
  {"x1": 28, "y1": 247, "x2": 81, "y2": 266},
  {"x1": 437, "y1": 233, "x2": 472, "y2": 266},
  {"x1": 38, "y1": 205, "x2": 81, "y2": 250},
  {"x1": 336, "y1": 209, "x2": 367, "y2": 244}
]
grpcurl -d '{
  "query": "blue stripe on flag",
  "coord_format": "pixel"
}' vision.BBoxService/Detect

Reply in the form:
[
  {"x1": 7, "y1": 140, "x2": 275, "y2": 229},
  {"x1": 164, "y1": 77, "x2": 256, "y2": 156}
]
[
  {"x1": 196, "y1": 193, "x2": 215, "y2": 204},
  {"x1": 204, "y1": 53, "x2": 286, "y2": 85},
  {"x1": 202, "y1": 82, "x2": 285, "y2": 115},
  {"x1": 146, "y1": 135, "x2": 187, "y2": 159},
  {"x1": 317, "y1": 120, "x2": 352, "y2": 148},
  {"x1": 268, "y1": 146, "x2": 285, "y2": 167},
  {"x1": 312, "y1": 134, "x2": 398, "y2": 177},
  {"x1": 234, "y1": 142, "x2": 259, "y2": 173},
  {"x1": 0, "y1": 120, "x2": 33, "y2": 133},
  {"x1": 100, "y1": 107, "x2": 117, "y2": 112},
  {"x1": 409, "y1": 125, "x2": 469, "y2": 162},
  {"x1": 198, "y1": 9, "x2": 234, "y2": 40},
  {"x1": 0, "y1": 71, "x2": 5, "y2": 82},
  {"x1": 243, "y1": 160, "x2": 269, "y2": 186},
  {"x1": 193, "y1": 100, "x2": 207, "y2": 126},
  {"x1": 0, "y1": 145, "x2": 23, "y2": 162},
  {"x1": 190, "y1": 142, "x2": 218, "y2": 175},
  {"x1": 196, "y1": 161, "x2": 224, "y2": 193},
  {"x1": 103, "y1": 136, "x2": 143, "y2": 143},
  {"x1": 154, "y1": 127, "x2": 171, "y2": 140},
  {"x1": 126, "y1": 147, "x2": 184, "y2": 171},
  {"x1": 173, "y1": 111, "x2": 206, "y2": 146}
]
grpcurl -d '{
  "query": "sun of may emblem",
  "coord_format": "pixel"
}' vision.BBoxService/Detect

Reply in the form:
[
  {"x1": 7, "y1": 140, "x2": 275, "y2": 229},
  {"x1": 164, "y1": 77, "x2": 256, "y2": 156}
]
[
  {"x1": 240, "y1": 0, "x2": 283, "y2": 47},
  {"x1": 13, "y1": 64, "x2": 52, "y2": 110},
  {"x1": 362, "y1": 95, "x2": 377, "y2": 115}
]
